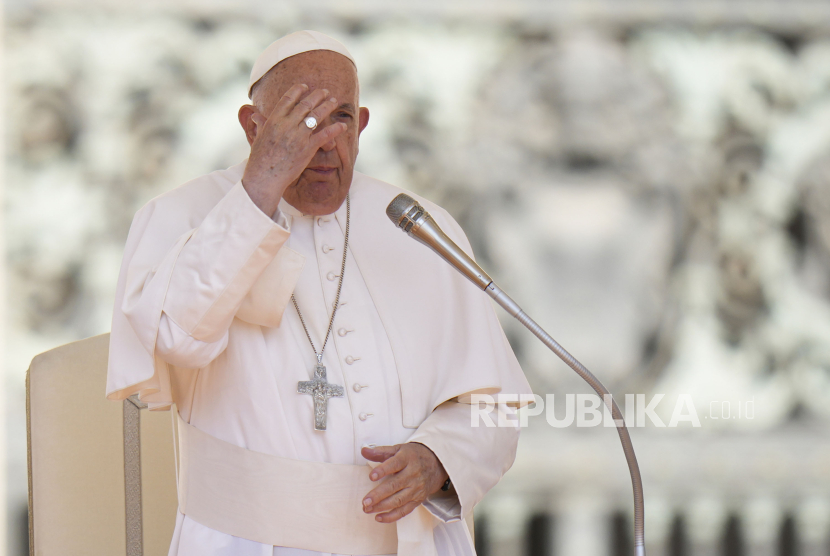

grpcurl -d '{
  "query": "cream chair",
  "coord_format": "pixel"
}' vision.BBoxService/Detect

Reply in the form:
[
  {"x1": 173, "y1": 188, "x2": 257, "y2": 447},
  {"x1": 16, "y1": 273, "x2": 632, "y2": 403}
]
[{"x1": 27, "y1": 333, "x2": 178, "y2": 556}]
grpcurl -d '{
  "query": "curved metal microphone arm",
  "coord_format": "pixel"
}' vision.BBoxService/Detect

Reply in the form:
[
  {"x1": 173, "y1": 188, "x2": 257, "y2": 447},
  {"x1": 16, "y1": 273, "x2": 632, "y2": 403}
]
[
  {"x1": 387, "y1": 193, "x2": 646, "y2": 556},
  {"x1": 487, "y1": 283, "x2": 645, "y2": 556}
]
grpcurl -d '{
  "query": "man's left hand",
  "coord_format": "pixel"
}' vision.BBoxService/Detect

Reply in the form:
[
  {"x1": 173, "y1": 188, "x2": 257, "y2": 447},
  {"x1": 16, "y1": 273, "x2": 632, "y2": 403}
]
[{"x1": 361, "y1": 443, "x2": 449, "y2": 523}]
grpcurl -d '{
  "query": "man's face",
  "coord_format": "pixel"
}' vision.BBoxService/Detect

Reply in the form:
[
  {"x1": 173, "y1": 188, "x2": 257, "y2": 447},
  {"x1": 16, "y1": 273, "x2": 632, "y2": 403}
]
[{"x1": 252, "y1": 50, "x2": 369, "y2": 214}]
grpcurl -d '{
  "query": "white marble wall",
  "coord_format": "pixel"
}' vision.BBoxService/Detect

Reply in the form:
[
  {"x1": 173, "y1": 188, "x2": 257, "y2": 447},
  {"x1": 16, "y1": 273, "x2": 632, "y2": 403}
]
[{"x1": 6, "y1": 2, "x2": 830, "y2": 555}]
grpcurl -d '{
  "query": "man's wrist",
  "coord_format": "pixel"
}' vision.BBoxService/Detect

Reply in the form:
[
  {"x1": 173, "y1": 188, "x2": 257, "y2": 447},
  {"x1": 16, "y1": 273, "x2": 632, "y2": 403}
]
[
  {"x1": 409, "y1": 441, "x2": 449, "y2": 494},
  {"x1": 241, "y1": 174, "x2": 287, "y2": 218}
]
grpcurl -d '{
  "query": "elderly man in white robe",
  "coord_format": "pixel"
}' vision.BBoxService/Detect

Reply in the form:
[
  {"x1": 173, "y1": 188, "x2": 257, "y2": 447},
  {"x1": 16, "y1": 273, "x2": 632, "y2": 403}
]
[{"x1": 106, "y1": 30, "x2": 532, "y2": 556}]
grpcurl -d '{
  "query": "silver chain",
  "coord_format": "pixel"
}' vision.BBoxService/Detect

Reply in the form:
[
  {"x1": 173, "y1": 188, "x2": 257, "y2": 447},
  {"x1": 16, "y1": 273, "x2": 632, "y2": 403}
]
[{"x1": 290, "y1": 194, "x2": 350, "y2": 364}]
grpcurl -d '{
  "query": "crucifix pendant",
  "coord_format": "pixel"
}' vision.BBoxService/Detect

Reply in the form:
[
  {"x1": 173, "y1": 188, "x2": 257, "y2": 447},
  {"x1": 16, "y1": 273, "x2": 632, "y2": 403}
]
[{"x1": 297, "y1": 362, "x2": 344, "y2": 431}]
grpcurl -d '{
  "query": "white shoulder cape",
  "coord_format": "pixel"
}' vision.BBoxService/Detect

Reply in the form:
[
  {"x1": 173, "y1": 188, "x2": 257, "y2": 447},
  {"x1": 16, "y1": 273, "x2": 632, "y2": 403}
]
[{"x1": 106, "y1": 165, "x2": 531, "y2": 428}]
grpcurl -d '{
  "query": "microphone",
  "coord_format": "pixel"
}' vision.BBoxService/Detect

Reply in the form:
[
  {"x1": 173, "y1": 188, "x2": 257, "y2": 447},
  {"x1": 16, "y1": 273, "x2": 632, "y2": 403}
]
[
  {"x1": 385, "y1": 193, "x2": 527, "y2": 317},
  {"x1": 386, "y1": 193, "x2": 646, "y2": 556},
  {"x1": 386, "y1": 194, "x2": 492, "y2": 290}
]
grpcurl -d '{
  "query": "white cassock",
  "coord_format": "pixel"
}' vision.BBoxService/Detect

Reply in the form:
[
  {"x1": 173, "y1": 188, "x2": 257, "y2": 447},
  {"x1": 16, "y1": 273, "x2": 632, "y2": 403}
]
[{"x1": 106, "y1": 161, "x2": 532, "y2": 556}]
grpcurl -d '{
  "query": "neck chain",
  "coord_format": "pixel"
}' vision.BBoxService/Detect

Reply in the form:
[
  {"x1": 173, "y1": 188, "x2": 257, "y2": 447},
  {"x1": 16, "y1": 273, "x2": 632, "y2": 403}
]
[{"x1": 291, "y1": 194, "x2": 350, "y2": 365}]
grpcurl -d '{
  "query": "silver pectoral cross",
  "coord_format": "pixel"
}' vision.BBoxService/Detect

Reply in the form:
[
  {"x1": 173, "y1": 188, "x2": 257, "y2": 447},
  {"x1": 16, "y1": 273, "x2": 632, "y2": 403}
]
[{"x1": 297, "y1": 362, "x2": 344, "y2": 431}]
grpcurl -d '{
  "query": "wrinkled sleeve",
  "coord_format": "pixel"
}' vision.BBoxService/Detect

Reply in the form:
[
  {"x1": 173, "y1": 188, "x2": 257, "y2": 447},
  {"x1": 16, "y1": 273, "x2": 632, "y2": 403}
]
[
  {"x1": 408, "y1": 400, "x2": 521, "y2": 521},
  {"x1": 157, "y1": 185, "x2": 289, "y2": 347},
  {"x1": 106, "y1": 180, "x2": 299, "y2": 408}
]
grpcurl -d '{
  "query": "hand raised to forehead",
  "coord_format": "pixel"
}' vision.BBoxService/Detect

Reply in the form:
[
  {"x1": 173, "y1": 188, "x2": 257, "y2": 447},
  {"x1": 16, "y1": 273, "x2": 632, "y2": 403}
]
[{"x1": 241, "y1": 83, "x2": 346, "y2": 216}]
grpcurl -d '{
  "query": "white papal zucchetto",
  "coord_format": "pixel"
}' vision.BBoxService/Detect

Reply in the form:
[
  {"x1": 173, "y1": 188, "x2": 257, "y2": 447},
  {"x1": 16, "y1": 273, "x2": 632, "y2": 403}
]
[{"x1": 248, "y1": 30, "x2": 356, "y2": 98}]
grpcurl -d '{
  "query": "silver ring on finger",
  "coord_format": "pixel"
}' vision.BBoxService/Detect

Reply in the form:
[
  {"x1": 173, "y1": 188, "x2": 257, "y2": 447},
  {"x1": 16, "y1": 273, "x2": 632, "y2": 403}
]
[{"x1": 304, "y1": 115, "x2": 318, "y2": 130}]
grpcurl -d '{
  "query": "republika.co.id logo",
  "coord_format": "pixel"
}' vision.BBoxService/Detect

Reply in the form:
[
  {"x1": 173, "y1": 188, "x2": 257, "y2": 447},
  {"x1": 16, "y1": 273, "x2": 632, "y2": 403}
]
[{"x1": 470, "y1": 393, "x2": 756, "y2": 428}]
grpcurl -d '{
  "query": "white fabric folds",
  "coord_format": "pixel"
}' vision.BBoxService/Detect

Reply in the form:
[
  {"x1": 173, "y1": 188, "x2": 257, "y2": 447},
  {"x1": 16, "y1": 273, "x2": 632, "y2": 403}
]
[
  {"x1": 107, "y1": 166, "x2": 530, "y2": 432},
  {"x1": 175, "y1": 412, "x2": 398, "y2": 554},
  {"x1": 176, "y1": 410, "x2": 477, "y2": 556},
  {"x1": 107, "y1": 169, "x2": 304, "y2": 410}
]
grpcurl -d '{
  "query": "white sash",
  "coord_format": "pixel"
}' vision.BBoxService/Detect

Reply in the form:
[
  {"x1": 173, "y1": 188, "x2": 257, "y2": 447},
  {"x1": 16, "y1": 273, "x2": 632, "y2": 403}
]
[{"x1": 175, "y1": 413, "x2": 467, "y2": 555}]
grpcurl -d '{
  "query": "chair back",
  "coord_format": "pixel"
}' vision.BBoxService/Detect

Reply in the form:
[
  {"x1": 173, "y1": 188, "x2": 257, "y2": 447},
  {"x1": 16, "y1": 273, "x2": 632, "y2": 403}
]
[{"x1": 27, "y1": 333, "x2": 178, "y2": 555}]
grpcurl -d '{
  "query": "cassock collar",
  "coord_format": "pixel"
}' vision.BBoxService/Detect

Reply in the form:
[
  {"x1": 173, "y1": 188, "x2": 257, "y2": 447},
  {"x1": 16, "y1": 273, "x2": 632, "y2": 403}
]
[
  {"x1": 278, "y1": 198, "x2": 304, "y2": 219},
  {"x1": 277, "y1": 189, "x2": 349, "y2": 225}
]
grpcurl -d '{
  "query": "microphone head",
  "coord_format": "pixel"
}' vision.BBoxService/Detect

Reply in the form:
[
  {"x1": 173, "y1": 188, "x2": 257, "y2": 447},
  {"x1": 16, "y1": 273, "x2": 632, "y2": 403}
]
[
  {"x1": 386, "y1": 193, "x2": 426, "y2": 232},
  {"x1": 386, "y1": 193, "x2": 417, "y2": 222}
]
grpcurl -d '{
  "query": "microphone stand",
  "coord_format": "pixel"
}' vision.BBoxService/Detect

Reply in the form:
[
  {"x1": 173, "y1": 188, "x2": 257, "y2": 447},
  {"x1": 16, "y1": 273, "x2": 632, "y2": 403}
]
[
  {"x1": 486, "y1": 283, "x2": 645, "y2": 556},
  {"x1": 387, "y1": 195, "x2": 646, "y2": 556}
]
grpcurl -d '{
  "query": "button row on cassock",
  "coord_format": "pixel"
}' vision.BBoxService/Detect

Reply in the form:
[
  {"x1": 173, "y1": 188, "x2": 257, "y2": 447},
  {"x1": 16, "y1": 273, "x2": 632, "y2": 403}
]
[{"x1": 317, "y1": 215, "x2": 374, "y2": 432}]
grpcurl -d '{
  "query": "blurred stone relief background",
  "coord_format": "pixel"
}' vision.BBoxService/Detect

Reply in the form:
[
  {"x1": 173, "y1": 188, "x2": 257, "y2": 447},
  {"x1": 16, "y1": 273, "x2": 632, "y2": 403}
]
[{"x1": 5, "y1": 1, "x2": 830, "y2": 555}]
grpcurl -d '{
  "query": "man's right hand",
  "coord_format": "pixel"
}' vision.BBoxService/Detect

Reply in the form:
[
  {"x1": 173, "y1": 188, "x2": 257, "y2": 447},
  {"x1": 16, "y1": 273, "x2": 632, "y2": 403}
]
[{"x1": 239, "y1": 83, "x2": 346, "y2": 216}]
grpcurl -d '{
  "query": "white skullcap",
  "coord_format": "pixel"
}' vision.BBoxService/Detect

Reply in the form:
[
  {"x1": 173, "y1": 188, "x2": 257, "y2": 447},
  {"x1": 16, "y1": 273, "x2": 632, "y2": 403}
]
[{"x1": 248, "y1": 30, "x2": 356, "y2": 98}]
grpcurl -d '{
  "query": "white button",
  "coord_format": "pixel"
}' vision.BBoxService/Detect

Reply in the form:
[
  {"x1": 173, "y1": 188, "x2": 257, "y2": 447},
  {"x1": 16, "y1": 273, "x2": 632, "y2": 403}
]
[
  {"x1": 359, "y1": 412, "x2": 373, "y2": 421},
  {"x1": 322, "y1": 244, "x2": 334, "y2": 254},
  {"x1": 345, "y1": 355, "x2": 360, "y2": 365},
  {"x1": 327, "y1": 272, "x2": 339, "y2": 281},
  {"x1": 338, "y1": 328, "x2": 353, "y2": 337},
  {"x1": 353, "y1": 383, "x2": 368, "y2": 392},
  {"x1": 317, "y1": 217, "x2": 330, "y2": 226}
]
